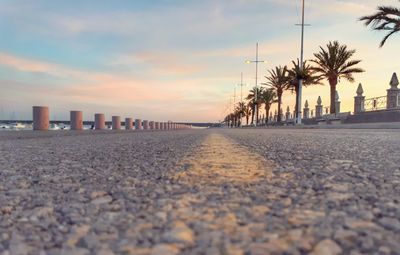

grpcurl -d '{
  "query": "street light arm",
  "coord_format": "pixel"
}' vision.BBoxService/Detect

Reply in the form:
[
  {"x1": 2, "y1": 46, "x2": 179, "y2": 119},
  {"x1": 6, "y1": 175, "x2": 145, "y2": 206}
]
[{"x1": 246, "y1": 60, "x2": 267, "y2": 64}]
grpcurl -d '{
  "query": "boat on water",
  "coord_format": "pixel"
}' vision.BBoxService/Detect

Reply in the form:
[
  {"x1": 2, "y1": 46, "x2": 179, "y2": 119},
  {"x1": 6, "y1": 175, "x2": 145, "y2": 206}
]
[
  {"x1": 58, "y1": 123, "x2": 70, "y2": 130},
  {"x1": 83, "y1": 125, "x2": 94, "y2": 130},
  {"x1": 50, "y1": 123, "x2": 60, "y2": 130},
  {"x1": 0, "y1": 124, "x2": 10, "y2": 129},
  {"x1": 10, "y1": 123, "x2": 26, "y2": 130}
]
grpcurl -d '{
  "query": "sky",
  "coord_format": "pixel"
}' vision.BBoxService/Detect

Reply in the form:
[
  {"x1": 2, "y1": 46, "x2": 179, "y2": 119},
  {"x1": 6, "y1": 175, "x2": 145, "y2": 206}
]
[{"x1": 0, "y1": 0, "x2": 399, "y2": 122}]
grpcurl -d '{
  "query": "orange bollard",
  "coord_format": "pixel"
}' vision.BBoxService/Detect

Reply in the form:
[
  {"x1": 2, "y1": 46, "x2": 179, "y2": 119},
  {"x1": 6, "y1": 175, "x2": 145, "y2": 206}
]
[
  {"x1": 95, "y1": 114, "x2": 105, "y2": 130},
  {"x1": 70, "y1": 111, "x2": 83, "y2": 130},
  {"x1": 125, "y1": 118, "x2": 133, "y2": 130},
  {"x1": 33, "y1": 106, "x2": 49, "y2": 131},
  {"x1": 112, "y1": 116, "x2": 121, "y2": 130}
]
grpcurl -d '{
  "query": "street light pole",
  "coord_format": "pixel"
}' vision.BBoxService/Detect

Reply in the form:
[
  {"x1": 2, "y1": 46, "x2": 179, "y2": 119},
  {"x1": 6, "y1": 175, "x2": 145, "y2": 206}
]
[
  {"x1": 237, "y1": 72, "x2": 247, "y2": 127},
  {"x1": 233, "y1": 87, "x2": 237, "y2": 127},
  {"x1": 239, "y1": 72, "x2": 245, "y2": 103},
  {"x1": 297, "y1": 0, "x2": 306, "y2": 124},
  {"x1": 234, "y1": 87, "x2": 236, "y2": 108},
  {"x1": 229, "y1": 95, "x2": 234, "y2": 128},
  {"x1": 245, "y1": 43, "x2": 267, "y2": 127}
]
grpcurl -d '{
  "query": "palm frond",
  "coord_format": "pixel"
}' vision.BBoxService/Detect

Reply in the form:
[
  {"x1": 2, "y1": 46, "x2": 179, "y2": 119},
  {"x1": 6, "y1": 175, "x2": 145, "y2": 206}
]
[
  {"x1": 312, "y1": 41, "x2": 364, "y2": 84},
  {"x1": 360, "y1": 3, "x2": 400, "y2": 47}
]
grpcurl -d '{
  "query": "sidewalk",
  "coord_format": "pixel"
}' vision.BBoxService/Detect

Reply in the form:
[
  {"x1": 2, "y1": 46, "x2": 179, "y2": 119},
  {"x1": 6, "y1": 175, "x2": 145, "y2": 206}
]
[{"x1": 241, "y1": 122, "x2": 400, "y2": 129}]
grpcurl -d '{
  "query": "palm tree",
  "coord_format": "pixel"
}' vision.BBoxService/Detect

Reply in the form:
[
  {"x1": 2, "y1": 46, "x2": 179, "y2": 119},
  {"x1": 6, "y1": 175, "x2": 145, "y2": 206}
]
[
  {"x1": 244, "y1": 102, "x2": 252, "y2": 126},
  {"x1": 224, "y1": 114, "x2": 230, "y2": 127},
  {"x1": 360, "y1": 2, "x2": 400, "y2": 47},
  {"x1": 288, "y1": 59, "x2": 323, "y2": 119},
  {"x1": 236, "y1": 102, "x2": 246, "y2": 127},
  {"x1": 246, "y1": 87, "x2": 264, "y2": 125},
  {"x1": 260, "y1": 89, "x2": 277, "y2": 124},
  {"x1": 311, "y1": 41, "x2": 364, "y2": 114},
  {"x1": 229, "y1": 113, "x2": 235, "y2": 128},
  {"x1": 264, "y1": 66, "x2": 290, "y2": 122}
]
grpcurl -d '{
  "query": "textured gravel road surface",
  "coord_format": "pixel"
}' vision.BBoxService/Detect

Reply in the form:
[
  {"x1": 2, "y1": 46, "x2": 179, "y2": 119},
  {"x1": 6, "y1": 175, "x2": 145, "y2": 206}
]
[{"x1": 0, "y1": 129, "x2": 399, "y2": 255}]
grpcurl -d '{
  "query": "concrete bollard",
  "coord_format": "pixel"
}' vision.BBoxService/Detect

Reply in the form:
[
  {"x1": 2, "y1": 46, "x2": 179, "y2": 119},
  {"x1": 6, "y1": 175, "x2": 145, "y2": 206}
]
[
  {"x1": 387, "y1": 73, "x2": 399, "y2": 109},
  {"x1": 70, "y1": 111, "x2": 83, "y2": 130},
  {"x1": 112, "y1": 116, "x2": 121, "y2": 130},
  {"x1": 354, "y1": 83, "x2": 365, "y2": 114},
  {"x1": 135, "y1": 119, "x2": 142, "y2": 130},
  {"x1": 315, "y1": 96, "x2": 323, "y2": 119},
  {"x1": 335, "y1": 91, "x2": 341, "y2": 114},
  {"x1": 33, "y1": 106, "x2": 49, "y2": 131},
  {"x1": 95, "y1": 114, "x2": 106, "y2": 130},
  {"x1": 149, "y1": 121, "x2": 155, "y2": 130},
  {"x1": 125, "y1": 118, "x2": 133, "y2": 130},
  {"x1": 303, "y1": 100, "x2": 310, "y2": 119},
  {"x1": 143, "y1": 120, "x2": 149, "y2": 130},
  {"x1": 285, "y1": 107, "x2": 291, "y2": 122}
]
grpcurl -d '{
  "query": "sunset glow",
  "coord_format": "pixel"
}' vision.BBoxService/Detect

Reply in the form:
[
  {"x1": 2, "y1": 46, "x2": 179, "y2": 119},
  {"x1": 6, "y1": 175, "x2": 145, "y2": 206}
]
[{"x1": 1, "y1": 0, "x2": 399, "y2": 122}]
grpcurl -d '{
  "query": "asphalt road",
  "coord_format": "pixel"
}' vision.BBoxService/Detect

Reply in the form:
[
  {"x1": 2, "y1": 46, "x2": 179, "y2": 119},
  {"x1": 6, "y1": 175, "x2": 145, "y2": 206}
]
[{"x1": 0, "y1": 129, "x2": 399, "y2": 255}]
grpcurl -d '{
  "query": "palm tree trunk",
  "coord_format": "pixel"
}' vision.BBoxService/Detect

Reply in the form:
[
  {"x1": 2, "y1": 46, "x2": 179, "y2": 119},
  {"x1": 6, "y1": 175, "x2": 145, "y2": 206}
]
[
  {"x1": 294, "y1": 85, "x2": 299, "y2": 119},
  {"x1": 277, "y1": 96, "x2": 282, "y2": 122},
  {"x1": 246, "y1": 116, "x2": 249, "y2": 125},
  {"x1": 256, "y1": 104, "x2": 259, "y2": 124},
  {"x1": 329, "y1": 78, "x2": 338, "y2": 114},
  {"x1": 265, "y1": 105, "x2": 270, "y2": 124},
  {"x1": 251, "y1": 106, "x2": 255, "y2": 124}
]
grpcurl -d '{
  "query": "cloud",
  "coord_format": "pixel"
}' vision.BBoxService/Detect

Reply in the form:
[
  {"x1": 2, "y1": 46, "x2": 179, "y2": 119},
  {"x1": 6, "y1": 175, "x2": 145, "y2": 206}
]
[
  {"x1": 0, "y1": 52, "x2": 55, "y2": 73},
  {"x1": 0, "y1": 51, "x2": 183, "y2": 100},
  {"x1": 110, "y1": 51, "x2": 204, "y2": 76},
  {"x1": 0, "y1": 52, "x2": 91, "y2": 80},
  {"x1": 0, "y1": 52, "x2": 226, "y2": 121}
]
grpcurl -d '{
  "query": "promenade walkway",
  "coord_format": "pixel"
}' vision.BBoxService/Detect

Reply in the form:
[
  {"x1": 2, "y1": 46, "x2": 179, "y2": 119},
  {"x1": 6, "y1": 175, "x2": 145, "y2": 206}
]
[{"x1": 0, "y1": 129, "x2": 399, "y2": 254}]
